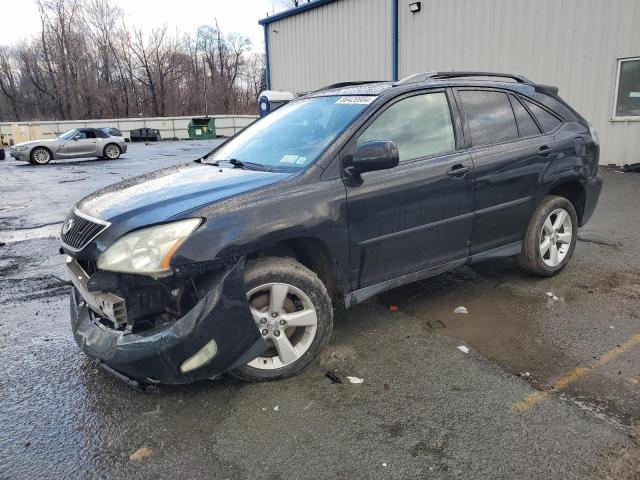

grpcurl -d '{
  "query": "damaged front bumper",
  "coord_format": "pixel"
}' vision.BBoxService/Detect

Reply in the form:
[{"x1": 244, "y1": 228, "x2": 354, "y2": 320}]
[{"x1": 69, "y1": 257, "x2": 266, "y2": 386}]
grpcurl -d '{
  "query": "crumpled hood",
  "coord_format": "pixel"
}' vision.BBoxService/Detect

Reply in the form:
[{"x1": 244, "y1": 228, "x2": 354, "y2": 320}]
[{"x1": 76, "y1": 162, "x2": 290, "y2": 226}]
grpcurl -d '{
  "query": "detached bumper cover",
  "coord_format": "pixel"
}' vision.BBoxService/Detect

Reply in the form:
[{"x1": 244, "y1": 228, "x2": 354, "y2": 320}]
[{"x1": 70, "y1": 258, "x2": 266, "y2": 385}]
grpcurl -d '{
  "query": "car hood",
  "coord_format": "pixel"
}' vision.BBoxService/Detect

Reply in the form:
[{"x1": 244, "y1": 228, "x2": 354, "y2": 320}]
[{"x1": 76, "y1": 162, "x2": 291, "y2": 227}]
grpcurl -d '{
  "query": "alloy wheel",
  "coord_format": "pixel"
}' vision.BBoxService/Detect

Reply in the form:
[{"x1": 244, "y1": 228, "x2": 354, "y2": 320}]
[
  {"x1": 105, "y1": 145, "x2": 120, "y2": 159},
  {"x1": 539, "y1": 208, "x2": 572, "y2": 267},
  {"x1": 246, "y1": 282, "x2": 318, "y2": 369},
  {"x1": 32, "y1": 148, "x2": 50, "y2": 164}
]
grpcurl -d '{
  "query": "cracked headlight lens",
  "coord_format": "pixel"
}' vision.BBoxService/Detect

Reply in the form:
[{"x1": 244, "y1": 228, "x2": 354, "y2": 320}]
[{"x1": 97, "y1": 218, "x2": 202, "y2": 276}]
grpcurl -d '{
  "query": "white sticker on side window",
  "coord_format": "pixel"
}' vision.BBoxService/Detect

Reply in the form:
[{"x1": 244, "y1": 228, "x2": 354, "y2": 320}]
[
  {"x1": 336, "y1": 96, "x2": 376, "y2": 105},
  {"x1": 280, "y1": 155, "x2": 299, "y2": 163}
]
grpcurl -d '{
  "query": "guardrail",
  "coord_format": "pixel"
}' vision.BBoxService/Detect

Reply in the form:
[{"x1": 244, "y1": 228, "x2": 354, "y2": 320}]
[{"x1": 0, "y1": 114, "x2": 258, "y2": 145}]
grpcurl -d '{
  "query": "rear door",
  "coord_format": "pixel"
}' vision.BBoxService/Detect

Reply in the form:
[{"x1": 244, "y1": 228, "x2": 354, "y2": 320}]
[
  {"x1": 455, "y1": 88, "x2": 557, "y2": 254},
  {"x1": 343, "y1": 90, "x2": 474, "y2": 290}
]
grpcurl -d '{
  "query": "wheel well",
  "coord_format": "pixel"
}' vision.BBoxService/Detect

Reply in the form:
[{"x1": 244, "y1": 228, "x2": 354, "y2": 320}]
[
  {"x1": 247, "y1": 238, "x2": 343, "y2": 305},
  {"x1": 547, "y1": 182, "x2": 585, "y2": 226}
]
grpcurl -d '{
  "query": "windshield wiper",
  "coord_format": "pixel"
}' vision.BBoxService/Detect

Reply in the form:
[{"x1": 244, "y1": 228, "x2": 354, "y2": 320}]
[{"x1": 210, "y1": 158, "x2": 271, "y2": 172}]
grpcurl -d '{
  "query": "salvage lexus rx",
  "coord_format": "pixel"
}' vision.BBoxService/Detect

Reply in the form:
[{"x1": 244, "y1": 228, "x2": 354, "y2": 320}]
[{"x1": 62, "y1": 72, "x2": 602, "y2": 387}]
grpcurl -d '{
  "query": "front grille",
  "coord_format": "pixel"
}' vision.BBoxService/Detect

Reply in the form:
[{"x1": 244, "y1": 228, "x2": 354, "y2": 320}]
[{"x1": 61, "y1": 211, "x2": 109, "y2": 251}]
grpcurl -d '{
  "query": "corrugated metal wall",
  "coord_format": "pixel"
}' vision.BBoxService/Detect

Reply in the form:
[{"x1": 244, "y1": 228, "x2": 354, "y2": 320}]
[
  {"x1": 399, "y1": 0, "x2": 640, "y2": 166},
  {"x1": 266, "y1": 0, "x2": 640, "y2": 165},
  {"x1": 268, "y1": 0, "x2": 393, "y2": 95}
]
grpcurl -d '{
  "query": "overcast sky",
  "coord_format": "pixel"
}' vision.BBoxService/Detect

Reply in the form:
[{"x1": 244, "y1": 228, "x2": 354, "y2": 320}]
[{"x1": 0, "y1": 0, "x2": 293, "y2": 52}]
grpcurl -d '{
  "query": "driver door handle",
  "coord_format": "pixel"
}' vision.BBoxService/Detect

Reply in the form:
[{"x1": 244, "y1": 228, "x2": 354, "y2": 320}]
[{"x1": 446, "y1": 164, "x2": 471, "y2": 177}]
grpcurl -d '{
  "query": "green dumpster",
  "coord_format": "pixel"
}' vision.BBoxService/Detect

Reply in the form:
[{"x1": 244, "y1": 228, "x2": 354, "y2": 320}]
[{"x1": 187, "y1": 117, "x2": 216, "y2": 139}]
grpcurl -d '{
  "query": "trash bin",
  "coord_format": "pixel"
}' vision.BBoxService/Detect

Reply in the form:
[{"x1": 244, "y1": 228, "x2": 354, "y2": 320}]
[{"x1": 187, "y1": 118, "x2": 216, "y2": 140}]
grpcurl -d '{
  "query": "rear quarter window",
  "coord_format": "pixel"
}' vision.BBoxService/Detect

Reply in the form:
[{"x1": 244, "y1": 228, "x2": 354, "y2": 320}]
[
  {"x1": 510, "y1": 95, "x2": 541, "y2": 137},
  {"x1": 459, "y1": 90, "x2": 518, "y2": 146},
  {"x1": 521, "y1": 97, "x2": 562, "y2": 132}
]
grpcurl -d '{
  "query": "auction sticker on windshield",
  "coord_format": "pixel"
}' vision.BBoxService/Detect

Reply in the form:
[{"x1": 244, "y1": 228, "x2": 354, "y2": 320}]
[
  {"x1": 280, "y1": 155, "x2": 307, "y2": 165},
  {"x1": 336, "y1": 96, "x2": 376, "y2": 105}
]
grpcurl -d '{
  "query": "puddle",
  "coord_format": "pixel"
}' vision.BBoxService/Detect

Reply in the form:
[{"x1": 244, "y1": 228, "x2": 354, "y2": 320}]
[
  {"x1": 378, "y1": 265, "x2": 640, "y2": 425},
  {"x1": 0, "y1": 223, "x2": 61, "y2": 244}
]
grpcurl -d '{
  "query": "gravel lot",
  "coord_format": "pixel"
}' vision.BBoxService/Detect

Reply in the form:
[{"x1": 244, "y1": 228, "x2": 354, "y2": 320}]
[{"x1": 0, "y1": 141, "x2": 638, "y2": 479}]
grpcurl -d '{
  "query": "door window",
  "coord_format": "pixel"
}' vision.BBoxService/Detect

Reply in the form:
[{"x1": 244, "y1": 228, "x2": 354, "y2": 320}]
[
  {"x1": 521, "y1": 98, "x2": 562, "y2": 132},
  {"x1": 510, "y1": 95, "x2": 541, "y2": 137},
  {"x1": 357, "y1": 92, "x2": 455, "y2": 162},
  {"x1": 74, "y1": 131, "x2": 88, "y2": 140},
  {"x1": 459, "y1": 90, "x2": 518, "y2": 146}
]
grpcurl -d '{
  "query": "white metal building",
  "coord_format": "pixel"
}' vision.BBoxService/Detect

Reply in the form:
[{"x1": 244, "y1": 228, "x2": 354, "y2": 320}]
[{"x1": 259, "y1": 0, "x2": 640, "y2": 166}]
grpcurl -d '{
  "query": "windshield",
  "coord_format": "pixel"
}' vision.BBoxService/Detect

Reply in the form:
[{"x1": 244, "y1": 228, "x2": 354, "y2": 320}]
[
  {"x1": 59, "y1": 129, "x2": 79, "y2": 140},
  {"x1": 205, "y1": 95, "x2": 374, "y2": 171}
]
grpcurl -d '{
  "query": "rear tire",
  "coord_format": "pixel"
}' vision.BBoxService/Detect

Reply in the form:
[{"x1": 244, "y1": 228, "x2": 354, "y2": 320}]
[
  {"x1": 103, "y1": 143, "x2": 121, "y2": 160},
  {"x1": 30, "y1": 147, "x2": 51, "y2": 165},
  {"x1": 230, "y1": 256, "x2": 333, "y2": 382},
  {"x1": 517, "y1": 195, "x2": 578, "y2": 276}
]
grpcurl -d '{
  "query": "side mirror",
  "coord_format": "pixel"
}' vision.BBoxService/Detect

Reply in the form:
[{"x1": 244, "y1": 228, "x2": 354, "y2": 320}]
[{"x1": 352, "y1": 141, "x2": 399, "y2": 174}]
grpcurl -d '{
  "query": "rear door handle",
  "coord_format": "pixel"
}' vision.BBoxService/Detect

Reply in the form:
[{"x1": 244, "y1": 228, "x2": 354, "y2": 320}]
[
  {"x1": 538, "y1": 145, "x2": 553, "y2": 156},
  {"x1": 447, "y1": 164, "x2": 471, "y2": 177}
]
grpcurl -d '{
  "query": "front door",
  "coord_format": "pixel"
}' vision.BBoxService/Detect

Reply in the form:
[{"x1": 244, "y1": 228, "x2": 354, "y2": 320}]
[
  {"x1": 59, "y1": 130, "x2": 98, "y2": 158},
  {"x1": 343, "y1": 91, "x2": 474, "y2": 290}
]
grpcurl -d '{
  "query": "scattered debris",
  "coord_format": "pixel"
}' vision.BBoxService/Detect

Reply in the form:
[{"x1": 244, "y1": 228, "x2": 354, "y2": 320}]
[
  {"x1": 142, "y1": 405, "x2": 161, "y2": 416},
  {"x1": 621, "y1": 163, "x2": 640, "y2": 173},
  {"x1": 273, "y1": 406, "x2": 279, "y2": 411},
  {"x1": 347, "y1": 376, "x2": 364, "y2": 384},
  {"x1": 609, "y1": 325, "x2": 615, "y2": 330},
  {"x1": 454, "y1": 306, "x2": 468, "y2": 314},
  {"x1": 546, "y1": 292, "x2": 559, "y2": 301},
  {"x1": 427, "y1": 320, "x2": 447, "y2": 329},
  {"x1": 383, "y1": 383, "x2": 390, "y2": 391},
  {"x1": 382, "y1": 463, "x2": 388, "y2": 467},
  {"x1": 261, "y1": 407, "x2": 267, "y2": 411},
  {"x1": 129, "y1": 447, "x2": 152, "y2": 461},
  {"x1": 0, "y1": 242, "x2": 5, "y2": 247},
  {"x1": 24, "y1": 441, "x2": 30, "y2": 448},
  {"x1": 457, "y1": 345, "x2": 470, "y2": 354},
  {"x1": 517, "y1": 371, "x2": 531, "y2": 379},
  {"x1": 325, "y1": 370, "x2": 342, "y2": 384},
  {"x1": 389, "y1": 304, "x2": 399, "y2": 312}
]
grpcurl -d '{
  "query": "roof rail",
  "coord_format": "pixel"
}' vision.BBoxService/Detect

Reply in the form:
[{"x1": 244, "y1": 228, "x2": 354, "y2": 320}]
[
  {"x1": 314, "y1": 80, "x2": 386, "y2": 92},
  {"x1": 393, "y1": 71, "x2": 533, "y2": 86}
]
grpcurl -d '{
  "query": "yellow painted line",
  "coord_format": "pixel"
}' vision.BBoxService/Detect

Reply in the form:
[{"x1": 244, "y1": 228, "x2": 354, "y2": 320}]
[{"x1": 512, "y1": 333, "x2": 640, "y2": 412}]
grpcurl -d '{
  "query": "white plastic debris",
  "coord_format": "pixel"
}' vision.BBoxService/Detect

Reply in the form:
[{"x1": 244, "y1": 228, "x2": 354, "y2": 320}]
[
  {"x1": 382, "y1": 463, "x2": 388, "y2": 467},
  {"x1": 546, "y1": 292, "x2": 559, "y2": 301},
  {"x1": 273, "y1": 406, "x2": 279, "y2": 411},
  {"x1": 609, "y1": 325, "x2": 615, "y2": 330},
  {"x1": 457, "y1": 345, "x2": 470, "y2": 354},
  {"x1": 347, "y1": 376, "x2": 364, "y2": 384},
  {"x1": 454, "y1": 306, "x2": 468, "y2": 314}
]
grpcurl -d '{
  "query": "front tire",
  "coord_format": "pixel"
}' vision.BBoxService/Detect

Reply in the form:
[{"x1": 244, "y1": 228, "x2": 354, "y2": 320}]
[
  {"x1": 230, "y1": 256, "x2": 333, "y2": 382},
  {"x1": 103, "y1": 143, "x2": 121, "y2": 160},
  {"x1": 30, "y1": 147, "x2": 51, "y2": 165},
  {"x1": 518, "y1": 195, "x2": 578, "y2": 276}
]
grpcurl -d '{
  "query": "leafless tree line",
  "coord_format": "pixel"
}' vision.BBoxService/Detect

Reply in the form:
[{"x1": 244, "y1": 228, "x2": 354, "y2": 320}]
[{"x1": 0, "y1": 0, "x2": 266, "y2": 121}]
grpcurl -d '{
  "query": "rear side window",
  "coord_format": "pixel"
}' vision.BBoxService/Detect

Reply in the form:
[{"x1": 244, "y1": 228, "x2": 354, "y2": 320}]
[
  {"x1": 459, "y1": 90, "x2": 518, "y2": 146},
  {"x1": 357, "y1": 92, "x2": 455, "y2": 162},
  {"x1": 521, "y1": 98, "x2": 562, "y2": 132},
  {"x1": 510, "y1": 95, "x2": 541, "y2": 137}
]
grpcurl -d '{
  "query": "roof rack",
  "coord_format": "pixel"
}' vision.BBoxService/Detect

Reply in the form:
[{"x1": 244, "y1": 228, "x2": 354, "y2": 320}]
[
  {"x1": 314, "y1": 80, "x2": 386, "y2": 92},
  {"x1": 393, "y1": 71, "x2": 533, "y2": 86}
]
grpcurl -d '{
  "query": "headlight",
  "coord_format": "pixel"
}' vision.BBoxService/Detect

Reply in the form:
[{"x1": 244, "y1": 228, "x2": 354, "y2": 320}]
[
  {"x1": 15, "y1": 145, "x2": 28, "y2": 151},
  {"x1": 588, "y1": 123, "x2": 599, "y2": 147},
  {"x1": 97, "y1": 218, "x2": 202, "y2": 276}
]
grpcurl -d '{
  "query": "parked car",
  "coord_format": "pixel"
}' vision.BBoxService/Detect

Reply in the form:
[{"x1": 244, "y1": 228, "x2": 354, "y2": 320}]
[
  {"x1": 62, "y1": 72, "x2": 602, "y2": 388},
  {"x1": 10, "y1": 128, "x2": 127, "y2": 165}
]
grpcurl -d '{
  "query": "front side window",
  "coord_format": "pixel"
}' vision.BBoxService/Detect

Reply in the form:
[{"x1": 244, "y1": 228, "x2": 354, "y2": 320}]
[
  {"x1": 459, "y1": 90, "x2": 518, "y2": 146},
  {"x1": 613, "y1": 57, "x2": 640, "y2": 119},
  {"x1": 59, "y1": 129, "x2": 79, "y2": 140},
  {"x1": 357, "y1": 92, "x2": 455, "y2": 162},
  {"x1": 206, "y1": 96, "x2": 371, "y2": 171}
]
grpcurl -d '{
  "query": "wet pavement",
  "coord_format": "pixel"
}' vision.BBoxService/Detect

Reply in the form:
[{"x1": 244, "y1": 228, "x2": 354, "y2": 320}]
[{"x1": 0, "y1": 146, "x2": 639, "y2": 479}]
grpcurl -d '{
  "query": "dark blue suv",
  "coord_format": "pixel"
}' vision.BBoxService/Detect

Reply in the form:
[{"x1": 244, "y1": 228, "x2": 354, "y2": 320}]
[{"x1": 61, "y1": 72, "x2": 602, "y2": 387}]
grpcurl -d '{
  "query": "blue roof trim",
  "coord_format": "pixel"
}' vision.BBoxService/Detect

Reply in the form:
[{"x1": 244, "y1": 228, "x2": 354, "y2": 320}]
[{"x1": 258, "y1": 0, "x2": 337, "y2": 25}]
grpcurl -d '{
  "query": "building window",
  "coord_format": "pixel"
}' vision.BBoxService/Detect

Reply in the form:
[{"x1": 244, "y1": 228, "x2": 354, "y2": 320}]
[{"x1": 613, "y1": 57, "x2": 640, "y2": 120}]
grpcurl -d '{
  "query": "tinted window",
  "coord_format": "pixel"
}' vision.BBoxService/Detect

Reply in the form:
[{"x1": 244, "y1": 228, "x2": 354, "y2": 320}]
[
  {"x1": 510, "y1": 95, "x2": 541, "y2": 137},
  {"x1": 357, "y1": 92, "x2": 455, "y2": 162},
  {"x1": 521, "y1": 98, "x2": 562, "y2": 132},
  {"x1": 459, "y1": 90, "x2": 518, "y2": 146}
]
